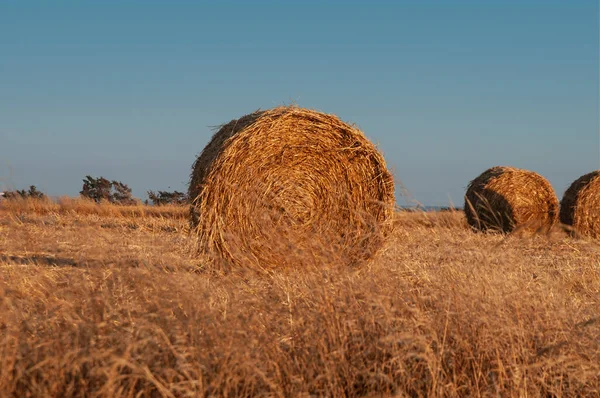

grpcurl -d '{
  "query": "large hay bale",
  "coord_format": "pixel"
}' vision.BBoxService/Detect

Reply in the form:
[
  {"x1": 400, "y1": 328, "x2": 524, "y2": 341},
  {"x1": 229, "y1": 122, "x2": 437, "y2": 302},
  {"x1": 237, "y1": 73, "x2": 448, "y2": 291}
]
[
  {"x1": 189, "y1": 106, "x2": 395, "y2": 269},
  {"x1": 559, "y1": 171, "x2": 600, "y2": 238},
  {"x1": 464, "y1": 166, "x2": 559, "y2": 233}
]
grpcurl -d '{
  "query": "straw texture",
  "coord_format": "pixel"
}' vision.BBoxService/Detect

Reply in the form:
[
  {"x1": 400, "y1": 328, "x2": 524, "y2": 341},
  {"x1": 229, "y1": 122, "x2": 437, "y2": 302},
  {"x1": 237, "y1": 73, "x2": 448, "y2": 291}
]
[
  {"x1": 559, "y1": 171, "x2": 600, "y2": 238},
  {"x1": 189, "y1": 106, "x2": 395, "y2": 270},
  {"x1": 464, "y1": 166, "x2": 559, "y2": 233}
]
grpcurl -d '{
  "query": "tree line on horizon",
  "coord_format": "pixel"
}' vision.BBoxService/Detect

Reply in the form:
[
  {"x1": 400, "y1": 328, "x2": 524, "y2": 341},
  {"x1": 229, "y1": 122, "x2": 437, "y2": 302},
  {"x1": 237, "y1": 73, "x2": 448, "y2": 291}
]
[{"x1": 0, "y1": 176, "x2": 188, "y2": 206}]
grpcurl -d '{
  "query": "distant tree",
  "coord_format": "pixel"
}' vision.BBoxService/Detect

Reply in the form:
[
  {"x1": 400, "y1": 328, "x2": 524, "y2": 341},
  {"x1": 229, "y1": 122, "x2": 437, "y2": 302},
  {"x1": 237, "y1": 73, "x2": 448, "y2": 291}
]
[
  {"x1": 81, "y1": 176, "x2": 111, "y2": 202},
  {"x1": 80, "y1": 176, "x2": 137, "y2": 205},
  {"x1": 3, "y1": 185, "x2": 47, "y2": 200},
  {"x1": 111, "y1": 181, "x2": 137, "y2": 205},
  {"x1": 147, "y1": 190, "x2": 188, "y2": 206},
  {"x1": 25, "y1": 185, "x2": 47, "y2": 199}
]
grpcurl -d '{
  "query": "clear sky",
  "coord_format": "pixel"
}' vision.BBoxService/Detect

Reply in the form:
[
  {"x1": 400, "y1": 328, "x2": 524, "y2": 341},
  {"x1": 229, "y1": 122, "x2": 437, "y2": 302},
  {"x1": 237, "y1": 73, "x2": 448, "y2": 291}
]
[{"x1": 1, "y1": 1, "x2": 598, "y2": 206}]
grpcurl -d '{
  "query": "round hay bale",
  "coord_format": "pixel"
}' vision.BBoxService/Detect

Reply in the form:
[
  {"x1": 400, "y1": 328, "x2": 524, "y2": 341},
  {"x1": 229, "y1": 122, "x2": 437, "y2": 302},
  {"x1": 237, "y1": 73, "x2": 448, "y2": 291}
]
[
  {"x1": 189, "y1": 106, "x2": 395, "y2": 269},
  {"x1": 559, "y1": 171, "x2": 600, "y2": 238},
  {"x1": 464, "y1": 166, "x2": 559, "y2": 233}
]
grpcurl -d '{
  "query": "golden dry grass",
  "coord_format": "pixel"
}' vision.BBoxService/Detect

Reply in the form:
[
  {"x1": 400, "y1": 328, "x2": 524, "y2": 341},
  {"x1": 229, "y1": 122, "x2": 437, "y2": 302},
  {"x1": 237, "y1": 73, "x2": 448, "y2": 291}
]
[
  {"x1": 1, "y1": 200, "x2": 599, "y2": 397},
  {"x1": 0, "y1": 196, "x2": 188, "y2": 220}
]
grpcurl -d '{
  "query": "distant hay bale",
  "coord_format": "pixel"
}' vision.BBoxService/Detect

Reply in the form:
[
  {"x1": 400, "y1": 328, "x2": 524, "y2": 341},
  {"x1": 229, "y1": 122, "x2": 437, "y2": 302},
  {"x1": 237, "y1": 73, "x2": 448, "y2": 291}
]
[
  {"x1": 559, "y1": 171, "x2": 600, "y2": 238},
  {"x1": 464, "y1": 166, "x2": 559, "y2": 233},
  {"x1": 189, "y1": 106, "x2": 395, "y2": 269}
]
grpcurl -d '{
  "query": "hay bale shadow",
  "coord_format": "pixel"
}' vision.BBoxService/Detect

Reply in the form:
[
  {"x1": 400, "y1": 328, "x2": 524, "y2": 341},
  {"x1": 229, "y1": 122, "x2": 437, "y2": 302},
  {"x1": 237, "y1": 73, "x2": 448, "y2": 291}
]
[
  {"x1": 465, "y1": 189, "x2": 516, "y2": 233},
  {"x1": 0, "y1": 254, "x2": 77, "y2": 267}
]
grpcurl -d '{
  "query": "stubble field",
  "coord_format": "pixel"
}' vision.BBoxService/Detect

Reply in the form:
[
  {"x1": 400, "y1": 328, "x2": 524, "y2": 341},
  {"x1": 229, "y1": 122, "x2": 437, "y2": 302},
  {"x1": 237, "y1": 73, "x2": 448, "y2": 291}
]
[{"x1": 0, "y1": 198, "x2": 599, "y2": 397}]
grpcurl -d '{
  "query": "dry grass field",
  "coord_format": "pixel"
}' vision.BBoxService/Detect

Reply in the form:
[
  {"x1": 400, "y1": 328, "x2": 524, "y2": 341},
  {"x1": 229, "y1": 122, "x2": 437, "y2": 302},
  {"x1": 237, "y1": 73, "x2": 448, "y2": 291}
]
[{"x1": 1, "y1": 198, "x2": 599, "y2": 397}]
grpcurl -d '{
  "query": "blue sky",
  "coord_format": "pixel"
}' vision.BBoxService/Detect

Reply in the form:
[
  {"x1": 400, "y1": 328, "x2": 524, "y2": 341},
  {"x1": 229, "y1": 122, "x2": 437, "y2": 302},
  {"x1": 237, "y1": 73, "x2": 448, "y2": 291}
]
[{"x1": 1, "y1": 1, "x2": 598, "y2": 206}]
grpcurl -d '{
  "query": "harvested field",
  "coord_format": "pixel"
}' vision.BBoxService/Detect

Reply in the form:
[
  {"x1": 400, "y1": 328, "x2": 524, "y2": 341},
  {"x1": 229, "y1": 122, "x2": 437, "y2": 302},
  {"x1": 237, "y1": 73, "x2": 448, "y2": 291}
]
[{"x1": 1, "y1": 200, "x2": 599, "y2": 397}]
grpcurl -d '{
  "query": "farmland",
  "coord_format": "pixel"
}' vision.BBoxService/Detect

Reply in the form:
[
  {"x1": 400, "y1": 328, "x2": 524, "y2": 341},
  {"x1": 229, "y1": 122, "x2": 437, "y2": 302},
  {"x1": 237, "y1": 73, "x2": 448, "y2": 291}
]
[{"x1": 0, "y1": 199, "x2": 599, "y2": 396}]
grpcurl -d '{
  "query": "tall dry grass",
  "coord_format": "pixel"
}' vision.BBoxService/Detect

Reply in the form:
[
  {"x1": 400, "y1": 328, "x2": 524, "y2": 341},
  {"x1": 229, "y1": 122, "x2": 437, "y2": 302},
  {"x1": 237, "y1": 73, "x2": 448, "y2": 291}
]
[
  {"x1": 0, "y1": 196, "x2": 188, "y2": 220},
  {"x1": 0, "y1": 203, "x2": 599, "y2": 396}
]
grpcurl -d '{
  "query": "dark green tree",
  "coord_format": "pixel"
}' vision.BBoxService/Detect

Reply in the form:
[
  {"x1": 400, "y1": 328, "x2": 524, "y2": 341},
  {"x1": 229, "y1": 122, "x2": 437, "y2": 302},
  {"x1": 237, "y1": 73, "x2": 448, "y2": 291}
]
[
  {"x1": 147, "y1": 190, "x2": 188, "y2": 206},
  {"x1": 111, "y1": 181, "x2": 137, "y2": 205},
  {"x1": 3, "y1": 185, "x2": 46, "y2": 200},
  {"x1": 80, "y1": 176, "x2": 136, "y2": 205}
]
